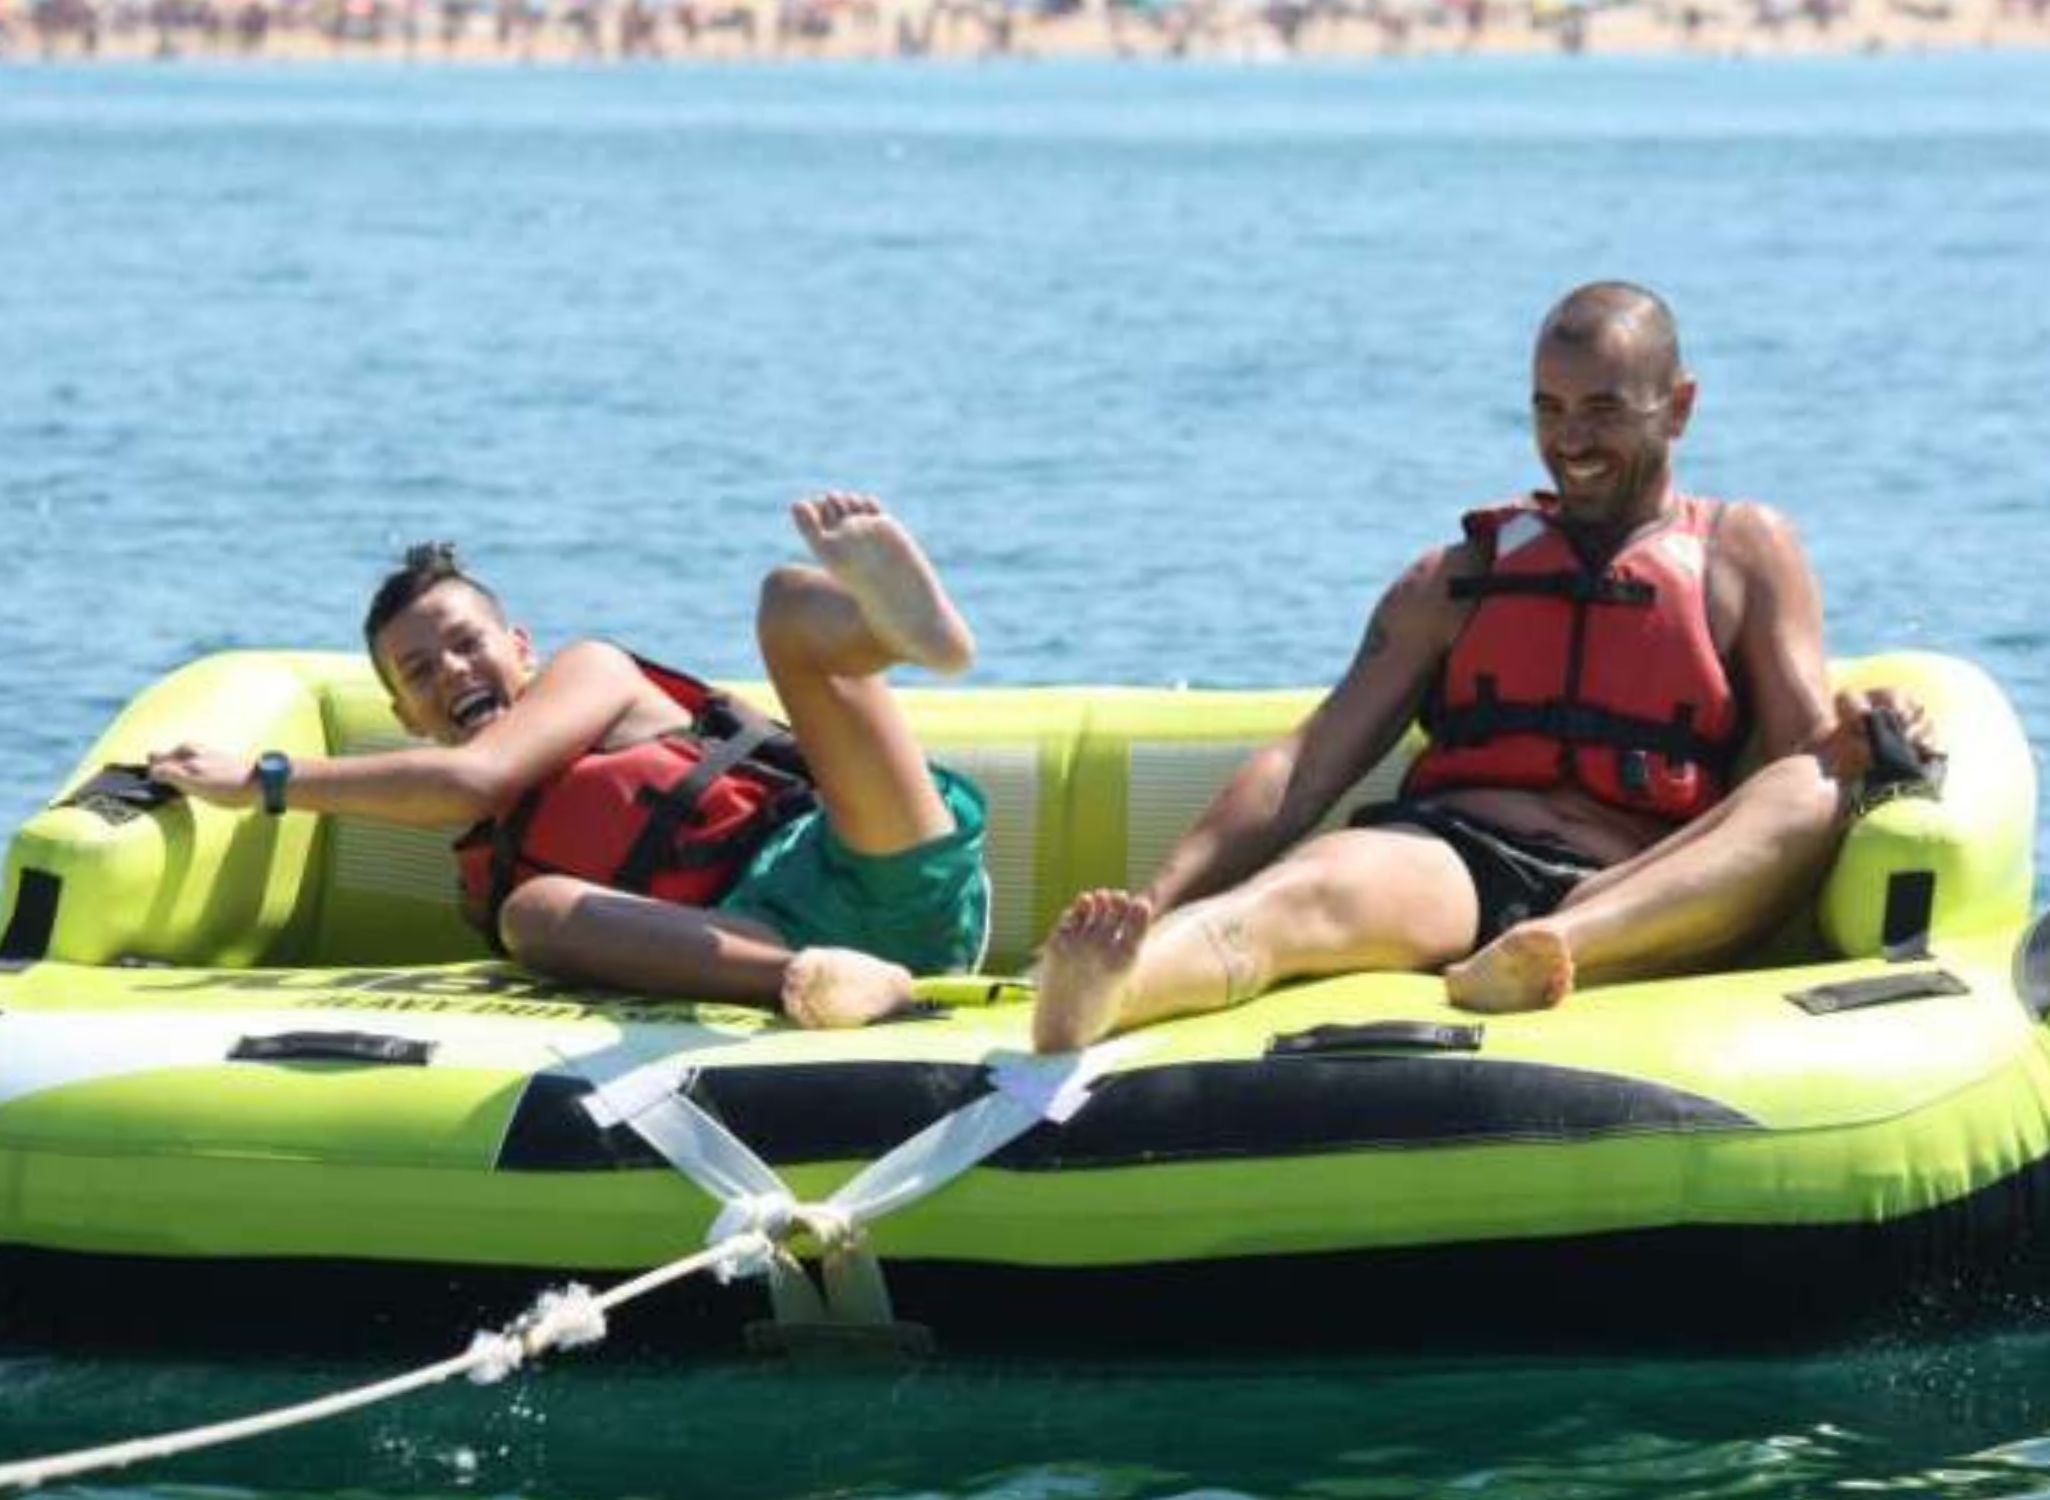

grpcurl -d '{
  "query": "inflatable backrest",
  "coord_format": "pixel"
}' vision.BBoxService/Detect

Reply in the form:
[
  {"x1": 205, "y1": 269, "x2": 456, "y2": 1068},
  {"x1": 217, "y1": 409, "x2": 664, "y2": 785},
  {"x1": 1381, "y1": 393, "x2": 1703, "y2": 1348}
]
[
  {"x1": 313, "y1": 670, "x2": 491, "y2": 963},
  {"x1": 304, "y1": 678, "x2": 1409, "y2": 972},
  {"x1": 0, "y1": 650, "x2": 2033, "y2": 975}
]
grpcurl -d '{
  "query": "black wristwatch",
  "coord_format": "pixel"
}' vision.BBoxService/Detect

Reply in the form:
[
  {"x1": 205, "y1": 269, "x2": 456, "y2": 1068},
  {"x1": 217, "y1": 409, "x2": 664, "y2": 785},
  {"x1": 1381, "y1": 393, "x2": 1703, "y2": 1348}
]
[{"x1": 255, "y1": 750, "x2": 293, "y2": 816}]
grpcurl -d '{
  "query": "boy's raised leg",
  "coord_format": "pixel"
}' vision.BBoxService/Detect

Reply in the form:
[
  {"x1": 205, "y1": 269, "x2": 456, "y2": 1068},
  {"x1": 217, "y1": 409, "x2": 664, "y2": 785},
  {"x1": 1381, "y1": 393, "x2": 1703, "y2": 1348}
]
[
  {"x1": 752, "y1": 493, "x2": 982, "y2": 1025},
  {"x1": 759, "y1": 493, "x2": 974, "y2": 856}
]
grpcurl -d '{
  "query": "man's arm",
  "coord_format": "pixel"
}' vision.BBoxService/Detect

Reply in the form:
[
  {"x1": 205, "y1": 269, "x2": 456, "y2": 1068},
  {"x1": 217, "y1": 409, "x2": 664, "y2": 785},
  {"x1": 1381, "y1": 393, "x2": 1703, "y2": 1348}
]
[
  {"x1": 148, "y1": 640, "x2": 646, "y2": 827},
  {"x1": 1141, "y1": 550, "x2": 1460, "y2": 916},
  {"x1": 1717, "y1": 503, "x2": 1836, "y2": 766}
]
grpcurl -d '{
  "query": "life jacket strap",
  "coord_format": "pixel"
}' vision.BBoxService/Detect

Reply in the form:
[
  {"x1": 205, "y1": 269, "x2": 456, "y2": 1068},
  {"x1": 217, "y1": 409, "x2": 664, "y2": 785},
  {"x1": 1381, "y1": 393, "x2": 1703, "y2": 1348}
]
[
  {"x1": 1449, "y1": 571, "x2": 1657, "y2": 607},
  {"x1": 482, "y1": 787, "x2": 550, "y2": 944},
  {"x1": 689, "y1": 690, "x2": 814, "y2": 783},
  {"x1": 611, "y1": 719, "x2": 795, "y2": 896},
  {"x1": 1431, "y1": 691, "x2": 1727, "y2": 769}
]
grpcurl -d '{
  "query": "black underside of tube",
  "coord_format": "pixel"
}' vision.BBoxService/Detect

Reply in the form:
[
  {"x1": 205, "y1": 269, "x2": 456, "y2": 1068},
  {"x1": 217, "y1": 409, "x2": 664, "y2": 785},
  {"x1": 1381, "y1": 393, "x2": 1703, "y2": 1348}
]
[
  {"x1": 7, "y1": 1149, "x2": 2050, "y2": 1359},
  {"x1": 497, "y1": 1055, "x2": 1759, "y2": 1173}
]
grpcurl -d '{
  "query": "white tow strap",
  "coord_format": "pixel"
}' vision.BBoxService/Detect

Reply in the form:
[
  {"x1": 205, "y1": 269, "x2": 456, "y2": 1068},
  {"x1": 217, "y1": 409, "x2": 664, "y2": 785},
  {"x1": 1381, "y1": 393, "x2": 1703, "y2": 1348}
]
[
  {"x1": 559, "y1": 1038, "x2": 1131, "y2": 1320},
  {"x1": 823, "y1": 1051, "x2": 1105, "y2": 1226},
  {"x1": 574, "y1": 1049, "x2": 793, "y2": 1280}
]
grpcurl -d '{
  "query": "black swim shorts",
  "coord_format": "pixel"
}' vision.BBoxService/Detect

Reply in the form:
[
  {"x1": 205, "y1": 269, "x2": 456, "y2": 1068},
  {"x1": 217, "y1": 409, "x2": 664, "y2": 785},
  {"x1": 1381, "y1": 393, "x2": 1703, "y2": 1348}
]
[{"x1": 1347, "y1": 799, "x2": 1606, "y2": 948}]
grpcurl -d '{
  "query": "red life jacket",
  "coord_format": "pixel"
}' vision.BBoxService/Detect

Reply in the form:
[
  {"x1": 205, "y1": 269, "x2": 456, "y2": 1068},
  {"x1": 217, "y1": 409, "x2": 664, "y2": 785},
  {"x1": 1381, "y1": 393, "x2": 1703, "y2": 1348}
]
[
  {"x1": 1402, "y1": 494, "x2": 1741, "y2": 823},
  {"x1": 453, "y1": 657, "x2": 815, "y2": 937}
]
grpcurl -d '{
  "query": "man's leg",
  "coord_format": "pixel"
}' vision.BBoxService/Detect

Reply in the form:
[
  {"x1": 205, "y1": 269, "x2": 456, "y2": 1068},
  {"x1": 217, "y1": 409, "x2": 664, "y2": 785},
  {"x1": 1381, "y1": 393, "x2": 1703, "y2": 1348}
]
[
  {"x1": 1033, "y1": 826, "x2": 1482, "y2": 1052},
  {"x1": 1445, "y1": 753, "x2": 1842, "y2": 1012}
]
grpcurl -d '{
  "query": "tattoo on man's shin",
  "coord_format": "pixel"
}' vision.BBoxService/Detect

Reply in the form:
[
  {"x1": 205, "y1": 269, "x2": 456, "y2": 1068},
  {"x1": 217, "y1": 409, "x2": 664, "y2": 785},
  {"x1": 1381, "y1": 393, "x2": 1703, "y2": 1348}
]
[{"x1": 1198, "y1": 912, "x2": 1264, "y2": 1005}]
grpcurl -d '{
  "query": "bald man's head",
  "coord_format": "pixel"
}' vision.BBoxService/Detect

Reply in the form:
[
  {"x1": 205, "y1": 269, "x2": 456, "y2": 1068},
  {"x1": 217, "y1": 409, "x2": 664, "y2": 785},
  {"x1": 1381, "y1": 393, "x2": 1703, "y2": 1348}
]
[
  {"x1": 1529, "y1": 283, "x2": 1696, "y2": 529},
  {"x1": 1538, "y1": 282, "x2": 1684, "y2": 394}
]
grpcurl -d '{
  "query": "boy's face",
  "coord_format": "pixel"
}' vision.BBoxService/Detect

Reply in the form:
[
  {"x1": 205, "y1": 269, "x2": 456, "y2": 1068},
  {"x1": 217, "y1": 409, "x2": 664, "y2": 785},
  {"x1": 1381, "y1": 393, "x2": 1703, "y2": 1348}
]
[{"x1": 373, "y1": 581, "x2": 536, "y2": 745}]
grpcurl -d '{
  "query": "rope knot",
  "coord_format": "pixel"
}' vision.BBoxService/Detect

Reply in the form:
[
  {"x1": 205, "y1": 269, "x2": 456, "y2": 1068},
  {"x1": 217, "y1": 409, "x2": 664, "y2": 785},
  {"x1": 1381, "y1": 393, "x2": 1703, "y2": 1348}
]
[
  {"x1": 465, "y1": 1283, "x2": 609, "y2": 1386},
  {"x1": 711, "y1": 1190, "x2": 797, "y2": 1243},
  {"x1": 792, "y1": 1203, "x2": 858, "y2": 1252},
  {"x1": 707, "y1": 1192, "x2": 799, "y2": 1283},
  {"x1": 464, "y1": 1330, "x2": 527, "y2": 1387},
  {"x1": 519, "y1": 1284, "x2": 609, "y2": 1355}
]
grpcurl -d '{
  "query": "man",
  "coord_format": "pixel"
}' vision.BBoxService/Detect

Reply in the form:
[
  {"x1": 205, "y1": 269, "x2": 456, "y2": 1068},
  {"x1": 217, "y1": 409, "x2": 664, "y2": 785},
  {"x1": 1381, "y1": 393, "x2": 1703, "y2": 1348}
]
[
  {"x1": 149, "y1": 493, "x2": 990, "y2": 1029},
  {"x1": 1033, "y1": 281, "x2": 1869, "y2": 1051}
]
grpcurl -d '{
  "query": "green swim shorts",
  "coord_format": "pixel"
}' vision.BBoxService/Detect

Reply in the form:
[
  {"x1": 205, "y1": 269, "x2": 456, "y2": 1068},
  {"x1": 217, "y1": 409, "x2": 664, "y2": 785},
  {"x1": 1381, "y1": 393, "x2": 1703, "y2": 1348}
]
[{"x1": 717, "y1": 765, "x2": 992, "y2": 977}]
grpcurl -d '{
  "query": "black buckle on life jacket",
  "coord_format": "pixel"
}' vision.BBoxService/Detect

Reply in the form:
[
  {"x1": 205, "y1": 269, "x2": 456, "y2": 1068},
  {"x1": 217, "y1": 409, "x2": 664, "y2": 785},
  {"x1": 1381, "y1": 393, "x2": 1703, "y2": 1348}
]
[
  {"x1": 1668, "y1": 703, "x2": 1696, "y2": 764},
  {"x1": 1613, "y1": 704, "x2": 1701, "y2": 797},
  {"x1": 1431, "y1": 675, "x2": 1501, "y2": 748}
]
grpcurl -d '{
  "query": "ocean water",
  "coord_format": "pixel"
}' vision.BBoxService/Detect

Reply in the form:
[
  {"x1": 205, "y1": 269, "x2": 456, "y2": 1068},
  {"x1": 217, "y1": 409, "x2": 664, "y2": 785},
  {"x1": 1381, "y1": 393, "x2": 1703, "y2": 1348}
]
[{"x1": 3, "y1": 51, "x2": 2050, "y2": 1499}]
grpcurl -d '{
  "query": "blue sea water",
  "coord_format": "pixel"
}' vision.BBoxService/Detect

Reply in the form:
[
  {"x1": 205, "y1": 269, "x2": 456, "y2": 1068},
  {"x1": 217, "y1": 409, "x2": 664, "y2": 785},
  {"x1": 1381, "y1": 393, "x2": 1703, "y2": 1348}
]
[{"x1": 3, "y1": 50, "x2": 2050, "y2": 1500}]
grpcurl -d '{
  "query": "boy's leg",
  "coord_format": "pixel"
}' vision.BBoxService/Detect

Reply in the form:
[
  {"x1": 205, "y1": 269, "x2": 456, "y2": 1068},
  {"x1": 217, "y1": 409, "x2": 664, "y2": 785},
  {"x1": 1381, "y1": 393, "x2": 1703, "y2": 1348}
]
[
  {"x1": 1445, "y1": 753, "x2": 1843, "y2": 1011},
  {"x1": 1032, "y1": 825, "x2": 1482, "y2": 1052},
  {"x1": 759, "y1": 493, "x2": 974, "y2": 856},
  {"x1": 734, "y1": 493, "x2": 986, "y2": 1026},
  {"x1": 500, "y1": 875, "x2": 919, "y2": 1024},
  {"x1": 498, "y1": 873, "x2": 799, "y2": 999}
]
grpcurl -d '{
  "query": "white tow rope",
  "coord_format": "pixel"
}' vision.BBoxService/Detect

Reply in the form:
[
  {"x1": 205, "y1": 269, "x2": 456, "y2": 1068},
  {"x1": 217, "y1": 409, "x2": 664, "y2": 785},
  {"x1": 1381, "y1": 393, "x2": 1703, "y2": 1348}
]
[
  {"x1": 0, "y1": 1238, "x2": 747, "y2": 1493},
  {"x1": 0, "y1": 1039, "x2": 1129, "y2": 1492}
]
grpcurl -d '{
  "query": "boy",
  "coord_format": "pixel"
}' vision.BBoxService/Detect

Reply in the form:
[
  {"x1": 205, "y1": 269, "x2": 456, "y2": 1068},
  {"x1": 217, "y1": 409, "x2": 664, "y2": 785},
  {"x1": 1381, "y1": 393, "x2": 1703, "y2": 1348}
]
[{"x1": 150, "y1": 493, "x2": 990, "y2": 1028}]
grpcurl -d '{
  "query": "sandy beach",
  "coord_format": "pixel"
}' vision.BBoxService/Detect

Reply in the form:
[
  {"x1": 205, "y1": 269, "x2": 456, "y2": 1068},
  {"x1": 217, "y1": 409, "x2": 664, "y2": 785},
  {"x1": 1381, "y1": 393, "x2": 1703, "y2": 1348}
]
[{"x1": 4, "y1": 0, "x2": 2047, "y2": 67}]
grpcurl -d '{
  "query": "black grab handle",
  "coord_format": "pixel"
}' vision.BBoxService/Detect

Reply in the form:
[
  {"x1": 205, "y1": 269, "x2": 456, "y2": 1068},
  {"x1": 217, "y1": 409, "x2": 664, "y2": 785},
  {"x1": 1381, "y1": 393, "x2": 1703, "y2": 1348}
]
[
  {"x1": 60, "y1": 763, "x2": 183, "y2": 825},
  {"x1": 1855, "y1": 707, "x2": 1946, "y2": 815},
  {"x1": 231, "y1": 1032, "x2": 436, "y2": 1066},
  {"x1": 1268, "y1": 1021, "x2": 1485, "y2": 1058}
]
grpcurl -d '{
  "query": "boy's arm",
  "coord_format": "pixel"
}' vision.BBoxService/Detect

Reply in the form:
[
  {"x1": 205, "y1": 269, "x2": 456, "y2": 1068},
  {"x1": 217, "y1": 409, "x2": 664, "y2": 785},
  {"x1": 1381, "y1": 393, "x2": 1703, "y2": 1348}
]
[{"x1": 148, "y1": 641, "x2": 646, "y2": 828}]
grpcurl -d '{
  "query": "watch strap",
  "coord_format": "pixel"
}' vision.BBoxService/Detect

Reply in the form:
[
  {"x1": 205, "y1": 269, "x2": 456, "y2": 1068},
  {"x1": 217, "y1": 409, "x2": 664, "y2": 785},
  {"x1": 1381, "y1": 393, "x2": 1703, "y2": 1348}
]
[{"x1": 256, "y1": 752, "x2": 292, "y2": 816}]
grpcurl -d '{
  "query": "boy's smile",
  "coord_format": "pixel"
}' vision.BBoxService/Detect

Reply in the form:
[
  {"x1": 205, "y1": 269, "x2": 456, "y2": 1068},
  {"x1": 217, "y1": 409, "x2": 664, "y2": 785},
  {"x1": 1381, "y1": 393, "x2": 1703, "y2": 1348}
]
[{"x1": 374, "y1": 581, "x2": 535, "y2": 745}]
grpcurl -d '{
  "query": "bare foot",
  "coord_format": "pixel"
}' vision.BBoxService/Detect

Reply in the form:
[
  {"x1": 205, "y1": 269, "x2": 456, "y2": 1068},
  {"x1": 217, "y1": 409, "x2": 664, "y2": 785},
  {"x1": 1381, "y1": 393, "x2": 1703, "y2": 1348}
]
[
  {"x1": 792, "y1": 492, "x2": 975, "y2": 676},
  {"x1": 1031, "y1": 890, "x2": 1152, "y2": 1053},
  {"x1": 782, "y1": 947, "x2": 916, "y2": 1028},
  {"x1": 1444, "y1": 922, "x2": 1575, "y2": 1013}
]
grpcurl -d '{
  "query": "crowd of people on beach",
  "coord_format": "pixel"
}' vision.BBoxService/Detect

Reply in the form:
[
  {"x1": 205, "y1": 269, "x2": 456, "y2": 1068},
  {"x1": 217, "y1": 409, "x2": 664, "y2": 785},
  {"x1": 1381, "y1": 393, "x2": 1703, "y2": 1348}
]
[{"x1": 3, "y1": 0, "x2": 2041, "y2": 61}]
